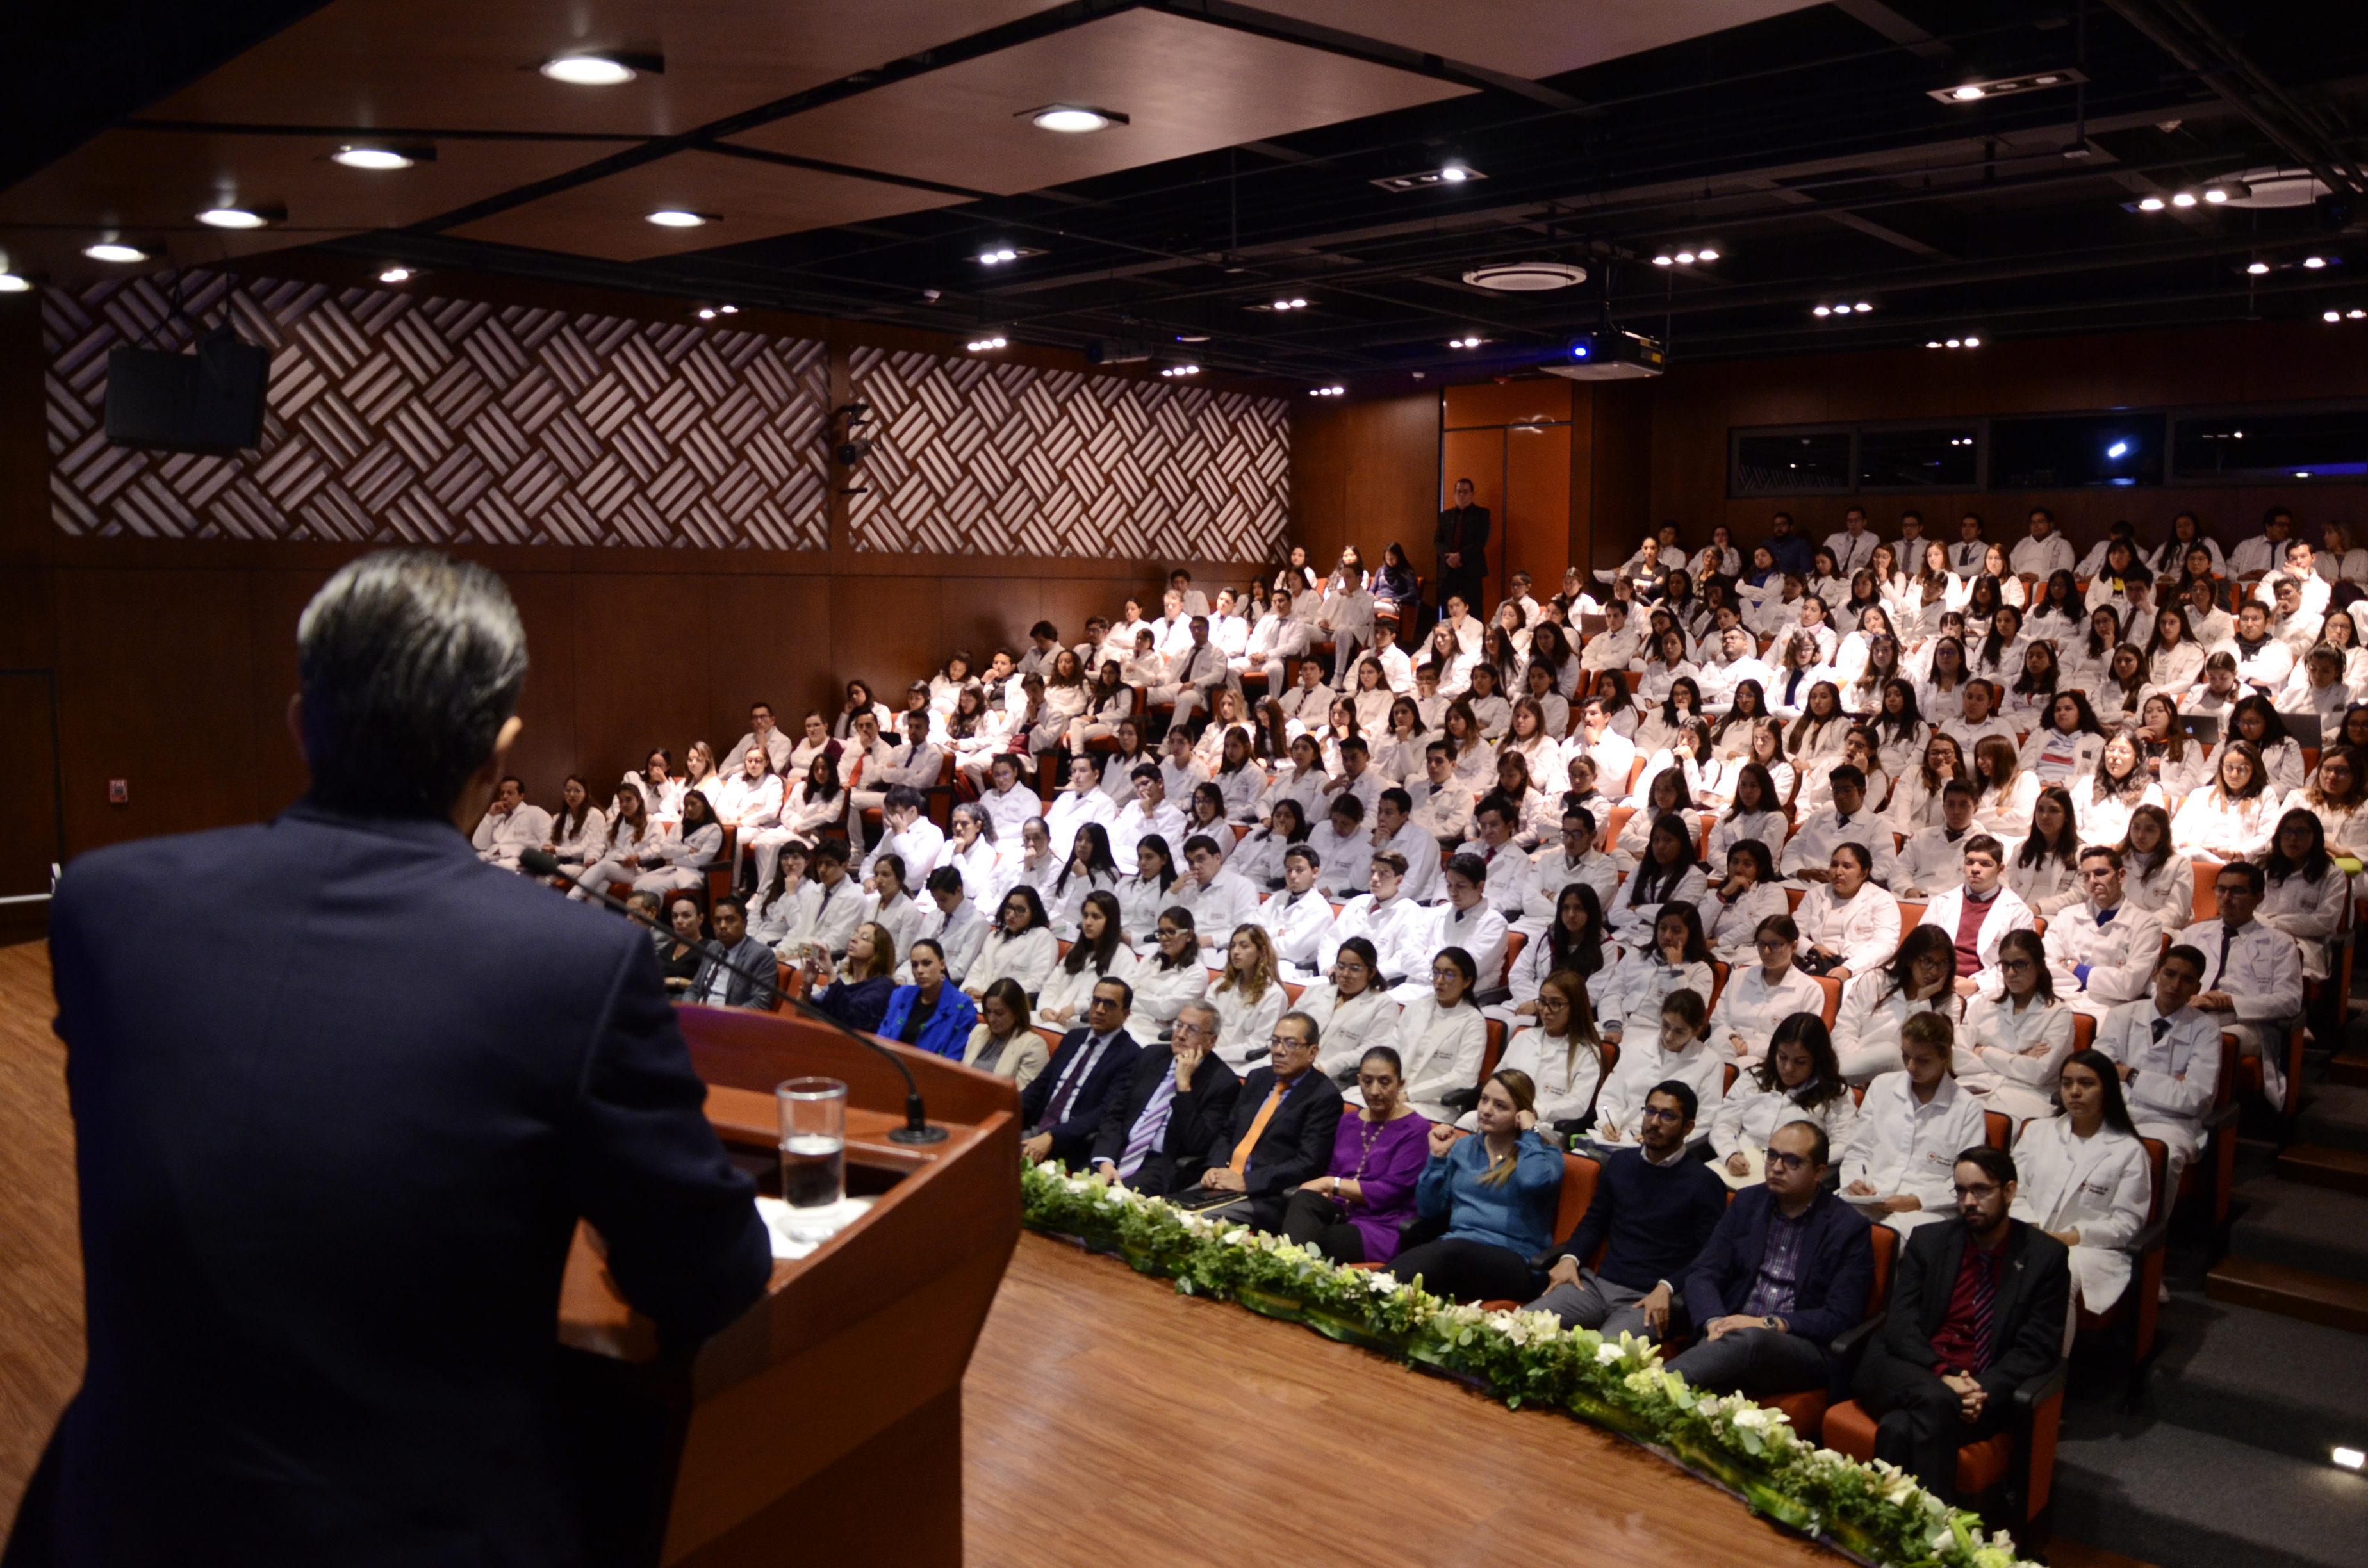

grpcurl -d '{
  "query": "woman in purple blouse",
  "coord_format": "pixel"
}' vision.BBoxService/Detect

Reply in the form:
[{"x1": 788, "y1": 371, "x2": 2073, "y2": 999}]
[{"x1": 1279, "y1": 1045, "x2": 1432, "y2": 1263}]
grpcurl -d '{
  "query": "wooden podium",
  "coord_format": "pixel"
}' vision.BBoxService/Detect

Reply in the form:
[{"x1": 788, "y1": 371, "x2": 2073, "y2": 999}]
[{"x1": 553, "y1": 1005, "x2": 1022, "y2": 1567}]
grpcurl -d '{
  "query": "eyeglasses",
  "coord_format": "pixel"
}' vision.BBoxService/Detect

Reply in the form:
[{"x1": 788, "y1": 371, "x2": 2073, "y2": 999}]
[
  {"x1": 1764, "y1": 1150, "x2": 1813, "y2": 1172},
  {"x1": 1640, "y1": 1104, "x2": 1686, "y2": 1122},
  {"x1": 1754, "y1": 938, "x2": 1790, "y2": 952},
  {"x1": 1431, "y1": 967, "x2": 1463, "y2": 981},
  {"x1": 1267, "y1": 1033, "x2": 1313, "y2": 1052},
  {"x1": 1999, "y1": 958, "x2": 2034, "y2": 973},
  {"x1": 1172, "y1": 1022, "x2": 1211, "y2": 1040}
]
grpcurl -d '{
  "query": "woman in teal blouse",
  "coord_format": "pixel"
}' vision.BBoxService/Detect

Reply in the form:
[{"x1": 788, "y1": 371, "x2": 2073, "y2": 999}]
[{"x1": 1392, "y1": 1069, "x2": 1565, "y2": 1301}]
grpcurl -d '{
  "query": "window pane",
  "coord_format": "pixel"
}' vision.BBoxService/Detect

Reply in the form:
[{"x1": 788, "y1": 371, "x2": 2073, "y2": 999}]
[
  {"x1": 1857, "y1": 427, "x2": 1978, "y2": 489},
  {"x1": 2171, "y1": 411, "x2": 2368, "y2": 481},
  {"x1": 1734, "y1": 431, "x2": 1851, "y2": 493},
  {"x1": 1989, "y1": 414, "x2": 2164, "y2": 489}
]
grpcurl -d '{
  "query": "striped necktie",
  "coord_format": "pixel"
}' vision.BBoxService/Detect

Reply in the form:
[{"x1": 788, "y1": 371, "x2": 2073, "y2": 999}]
[
  {"x1": 1117, "y1": 1075, "x2": 1180, "y2": 1177},
  {"x1": 1966, "y1": 1250, "x2": 1999, "y2": 1369}
]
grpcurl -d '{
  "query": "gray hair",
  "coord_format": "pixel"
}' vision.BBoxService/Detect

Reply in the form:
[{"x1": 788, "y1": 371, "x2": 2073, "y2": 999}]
[
  {"x1": 1174, "y1": 999, "x2": 1220, "y2": 1031},
  {"x1": 297, "y1": 550, "x2": 529, "y2": 817}
]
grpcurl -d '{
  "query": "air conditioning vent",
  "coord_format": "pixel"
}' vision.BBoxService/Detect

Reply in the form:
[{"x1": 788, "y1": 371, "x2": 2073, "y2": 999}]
[{"x1": 1462, "y1": 262, "x2": 1588, "y2": 292}]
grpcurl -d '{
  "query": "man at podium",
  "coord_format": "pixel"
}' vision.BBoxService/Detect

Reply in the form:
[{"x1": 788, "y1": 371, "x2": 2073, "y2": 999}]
[{"x1": 17, "y1": 551, "x2": 773, "y2": 1566}]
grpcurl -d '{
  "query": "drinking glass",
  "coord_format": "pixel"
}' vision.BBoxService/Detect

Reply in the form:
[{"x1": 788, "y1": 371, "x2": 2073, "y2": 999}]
[{"x1": 776, "y1": 1077, "x2": 848, "y2": 1209}]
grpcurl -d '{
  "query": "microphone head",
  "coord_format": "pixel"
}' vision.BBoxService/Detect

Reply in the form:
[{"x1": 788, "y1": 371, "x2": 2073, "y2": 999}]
[{"x1": 518, "y1": 847, "x2": 561, "y2": 879}]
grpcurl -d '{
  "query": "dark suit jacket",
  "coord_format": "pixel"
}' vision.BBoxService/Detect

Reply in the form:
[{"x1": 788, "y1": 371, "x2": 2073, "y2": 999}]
[
  {"x1": 1682, "y1": 1186, "x2": 1876, "y2": 1395},
  {"x1": 1019, "y1": 1026, "x2": 1143, "y2": 1162},
  {"x1": 1884, "y1": 1218, "x2": 2071, "y2": 1400},
  {"x1": 1435, "y1": 503, "x2": 1492, "y2": 576},
  {"x1": 38, "y1": 801, "x2": 771, "y2": 1567},
  {"x1": 1206, "y1": 1068, "x2": 1345, "y2": 1196},
  {"x1": 688, "y1": 933, "x2": 780, "y2": 1009},
  {"x1": 1087, "y1": 1049, "x2": 1242, "y2": 1195}
]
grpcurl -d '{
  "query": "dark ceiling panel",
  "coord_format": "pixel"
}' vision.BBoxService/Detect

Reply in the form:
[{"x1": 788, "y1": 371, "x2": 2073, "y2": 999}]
[{"x1": 1251, "y1": 0, "x2": 1813, "y2": 81}]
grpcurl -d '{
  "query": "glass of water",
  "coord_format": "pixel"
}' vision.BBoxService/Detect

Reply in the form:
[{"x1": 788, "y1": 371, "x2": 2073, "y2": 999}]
[{"x1": 776, "y1": 1077, "x2": 848, "y2": 1209}]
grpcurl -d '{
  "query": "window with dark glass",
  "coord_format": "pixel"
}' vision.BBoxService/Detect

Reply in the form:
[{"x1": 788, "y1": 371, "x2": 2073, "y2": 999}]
[
  {"x1": 1989, "y1": 413, "x2": 2164, "y2": 489},
  {"x1": 1732, "y1": 430, "x2": 1852, "y2": 494},
  {"x1": 2171, "y1": 409, "x2": 2368, "y2": 482},
  {"x1": 1856, "y1": 426, "x2": 1979, "y2": 490}
]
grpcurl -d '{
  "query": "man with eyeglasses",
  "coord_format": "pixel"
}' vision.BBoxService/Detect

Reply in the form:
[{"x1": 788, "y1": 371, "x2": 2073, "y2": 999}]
[
  {"x1": 1527, "y1": 1083, "x2": 1726, "y2": 1342},
  {"x1": 1185, "y1": 1012, "x2": 1344, "y2": 1228},
  {"x1": 1019, "y1": 978, "x2": 1144, "y2": 1168},
  {"x1": 1087, "y1": 1001, "x2": 1243, "y2": 1196},
  {"x1": 1850, "y1": 1144, "x2": 2071, "y2": 1506},
  {"x1": 1665, "y1": 1122, "x2": 1873, "y2": 1400},
  {"x1": 1517, "y1": 808, "x2": 1620, "y2": 937},
  {"x1": 2170, "y1": 859, "x2": 2304, "y2": 1106}
]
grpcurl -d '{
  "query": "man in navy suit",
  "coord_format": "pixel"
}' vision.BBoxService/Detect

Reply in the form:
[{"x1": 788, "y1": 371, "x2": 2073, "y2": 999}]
[
  {"x1": 1666, "y1": 1121, "x2": 1875, "y2": 1400},
  {"x1": 1019, "y1": 977, "x2": 1142, "y2": 1167},
  {"x1": 21, "y1": 551, "x2": 772, "y2": 1567}
]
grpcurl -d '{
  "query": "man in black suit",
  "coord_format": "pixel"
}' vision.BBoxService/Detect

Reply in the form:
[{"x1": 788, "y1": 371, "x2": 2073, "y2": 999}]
[
  {"x1": 1666, "y1": 1121, "x2": 1875, "y2": 1400},
  {"x1": 1435, "y1": 476, "x2": 1491, "y2": 620},
  {"x1": 1087, "y1": 1000, "x2": 1241, "y2": 1195},
  {"x1": 1019, "y1": 977, "x2": 1143, "y2": 1167},
  {"x1": 1852, "y1": 1143, "x2": 2071, "y2": 1504},
  {"x1": 1188, "y1": 1011, "x2": 1344, "y2": 1228},
  {"x1": 26, "y1": 550, "x2": 772, "y2": 1566}
]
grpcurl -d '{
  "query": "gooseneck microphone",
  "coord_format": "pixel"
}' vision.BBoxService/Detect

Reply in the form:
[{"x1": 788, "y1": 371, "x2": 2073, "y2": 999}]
[{"x1": 520, "y1": 849, "x2": 949, "y2": 1144}]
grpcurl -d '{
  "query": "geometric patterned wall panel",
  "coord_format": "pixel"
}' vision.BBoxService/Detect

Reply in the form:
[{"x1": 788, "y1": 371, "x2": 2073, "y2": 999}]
[
  {"x1": 45, "y1": 269, "x2": 830, "y2": 549},
  {"x1": 846, "y1": 347, "x2": 1290, "y2": 559}
]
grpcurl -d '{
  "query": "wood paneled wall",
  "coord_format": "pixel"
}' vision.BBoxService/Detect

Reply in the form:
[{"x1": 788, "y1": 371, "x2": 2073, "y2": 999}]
[{"x1": 1647, "y1": 321, "x2": 2368, "y2": 560}]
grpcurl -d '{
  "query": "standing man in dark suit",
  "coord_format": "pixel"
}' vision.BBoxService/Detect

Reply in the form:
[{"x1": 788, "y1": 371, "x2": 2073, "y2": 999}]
[
  {"x1": 1436, "y1": 477, "x2": 1492, "y2": 625},
  {"x1": 1087, "y1": 1000, "x2": 1242, "y2": 1194},
  {"x1": 1666, "y1": 1121, "x2": 1875, "y2": 1400},
  {"x1": 24, "y1": 550, "x2": 773, "y2": 1567},
  {"x1": 1852, "y1": 1143, "x2": 2071, "y2": 1505},
  {"x1": 1019, "y1": 977, "x2": 1143, "y2": 1167},
  {"x1": 1190, "y1": 1011, "x2": 1345, "y2": 1228}
]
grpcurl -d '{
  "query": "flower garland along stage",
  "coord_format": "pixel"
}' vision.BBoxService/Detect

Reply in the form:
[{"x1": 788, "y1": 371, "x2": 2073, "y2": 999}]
[{"x1": 1022, "y1": 1163, "x2": 2039, "y2": 1568}]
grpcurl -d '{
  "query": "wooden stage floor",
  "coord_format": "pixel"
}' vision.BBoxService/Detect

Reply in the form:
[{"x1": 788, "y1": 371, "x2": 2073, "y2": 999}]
[{"x1": 0, "y1": 940, "x2": 2144, "y2": 1566}]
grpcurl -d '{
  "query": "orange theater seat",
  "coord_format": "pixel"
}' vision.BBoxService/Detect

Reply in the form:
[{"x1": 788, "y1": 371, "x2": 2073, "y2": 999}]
[
  {"x1": 1477, "y1": 1152, "x2": 1600, "y2": 1311},
  {"x1": 1763, "y1": 1223, "x2": 1899, "y2": 1440}
]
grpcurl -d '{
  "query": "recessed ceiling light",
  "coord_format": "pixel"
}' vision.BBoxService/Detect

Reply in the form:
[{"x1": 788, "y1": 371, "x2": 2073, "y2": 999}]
[
  {"x1": 83, "y1": 241, "x2": 147, "y2": 263},
  {"x1": 1814, "y1": 305, "x2": 1832, "y2": 317},
  {"x1": 541, "y1": 54, "x2": 637, "y2": 86},
  {"x1": 1028, "y1": 105, "x2": 1124, "y2": 133},
  {"x1": 2351, "y1": 310, "x2": 2366, "y2": 320},
  {"x1": 1952, "y1": 85, "x2": 1986, "y2": 101},
  {"x1": 2171, "y1": 191, "x2": 2198, "y2": 208},
  {"x1": 1175, "y1": 332, "x2": 1210, "y2": 343},
  {"x1": 1652, "y1": 254, "x2": 1674, "y2": 266},
  {"x1": 1461, "y1": 261, "x2": 1583, "y2": 291},
  {"x1": 197, "y1": 207, "x2": 269, "y2": 229},
  {"x1": 1929, "y1": 69, "x2": 2086, "y2": 106},
  {"x1": 718, "y1": 304, "x2": 736, "y2": 314},
  {"x1": 1160, "y1": 364, "x2": 1200, "y2": 377},
  {"x1": 1309, "y1": 385, "x2": 1345, "y2": 397},
  {"x1": 1854, "y1": 302, "x2": 1872, "y2": 312},
  {"x1": 697, "y1": 307, "x2": 716, "y2": 320},
  {"x1": 333, "y1": 146, "x2": 418, "y2": 171},
  {"x1": 0, "y1": 273, "x2": 29, "y2": 293},
  {"x1": 377, "y1": 266, "x2": 412, "y2": 284},
  {"x1": 1438, "y1": 164, "x2": 1471, "y2": 183},
  {"x1": 1675, "y1": 251, "x2": 1697, "y2": 265},
  {"x1": 2305, "y1": 255, "x2": 2328, "y2": 268},
  {"x1": 979, "y1": 248, "x2": 1019, "y2": 264},
  {"x1": 966, "y1": 336, "x2": 1008, "y2": 351},
  {"x1": 2335, "y1": 1446, "x2": 2365, "y2": 1470},
  {"x1": 1964, "y1": 335, "x2": 1980, "y2": 345},
  {"x1": 1696, "y1": 247, "x2": 1720, "y2": 261},
  {"x1": 2248, "y1": 260, "x2": 2271, "y2": 274},
  {"x1": 2139, "y1": 195, "x2": 2166, "y2": 211},
  {"x1": 645, "y1": 209, "x2": 709, "y2": 228},
  {"x1": 1946, "y1": 338, "x2": 1962, "y2": 347},
  {"x1": 1926, "y1": 339, "x2": 1942, "y2": 348},
  {"x1": 2326, "y1": 310, "x2": 2342, "y2": 322},
  {"x1": 1373, "y1": 165, "x2": 1490, "y2": 193},
  {"x1": 2203, "y1": 186, "x2": 2230, "y2": 204}
]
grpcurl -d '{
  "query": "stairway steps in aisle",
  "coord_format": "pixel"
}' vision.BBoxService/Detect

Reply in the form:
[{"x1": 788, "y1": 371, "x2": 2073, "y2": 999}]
[
  {"x1": 2328, "y1": 1050, "x2": 2368, "y2": 1089},
  {"x1": 2143, "y1": 1295, "x2": 2368, "y2": 1462},
  {"x1": 2051, "y1": 1420, "x2": 2368, "y2": 1568},
  {"x1": 2205, "y1": 1254, "x2": 2368, "y2": 1335},
  {"x1": 2298, "y1": 1082, "x2": 2368, "y2": 1150},
  {"x1": 2277, "y1": 1142, "x2": 2368, "y2": 1196},
  {"x1": 2226, "y1": 1174, "x2": 2368, "y2": 1282}
]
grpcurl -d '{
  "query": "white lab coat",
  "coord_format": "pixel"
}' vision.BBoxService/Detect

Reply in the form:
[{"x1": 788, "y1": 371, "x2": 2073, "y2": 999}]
[
  {"x1": 1957, "y1": 992, "x2": 2077, "y2": 1122},
  {"x1": 966, "y1": 926, "x2": 1059, "y2": 1000},
  {"x1": 2010, "y1": 1115, "x2": 2153, "y2": 1314},
  {"x1": 1916, "y1": 885, "x2": 2036, "y2": 997},
  {"x1": 1709, "y1": 1074, "x2": 1861, "y2": 1168},
  {"x1": 1592, "y1": 1036, "x2": 1727, "y2": 1145},
  {"x1": 1794, "y1": 883, "x2": 1904, "y2": 974},
  {"x1": 1486, "y1": 1027, "x2": 1609, "y2": 1129},
  {"x1": 1303, "y1": 982, "x2": 1405, "y2": 1093},
  {"x1": 1702, "y1": 879, "x2": 1790, "y2": 966},
  {"x1": 2259, "y1": 863, "x2": 2349, "y2": 981},
  {"x1": 1830, "y1": 972, "x2": 1957, "y2": 1082},
  {"x1": 1036, "y1": 943, "x2": 1141, "y2": 1026},
  {"x1": 1130, "y1": 955, "x2": 1212, "y2": 1031},
  {"x1": 1706, "y1": 961, "x2": 1830, "y2": 1064},
  {"x1": 1596, "y1": 949, "x2": 1714, "y2": 1045},
  {"x1": 1320, "y1": 893, "x2": 1436, "y2": 984},
  {"x1": 1208, "y1": 979, "x2": 1288, "y2": 1070},
  {"x1": 2041, "y1": 900, "x2": 2167, "y2": 1014},
  {"x1": 1257, "y1": 887, "x2": 1338, "y2": 980},
  {"x1": 2093, "y1": 999, "x2": 2222, "y2": 1179},
  {"x1": 2171, "y1": 787, "x2": 2280, "y2": 863},
  {"x1": 1392, "y1": 995, "x2": 1490, "y2": 1122},
  {"x1": 2120, "y1": 851, "x2": 2195, "y2": 929},
  {"x1": 1838, "y1": 1070, "x2": 1991, "y2": 1236}
]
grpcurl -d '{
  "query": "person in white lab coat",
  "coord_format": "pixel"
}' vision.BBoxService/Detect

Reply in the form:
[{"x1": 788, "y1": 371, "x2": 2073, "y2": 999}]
[
  {"x1": 2041, "y1": 845, "x2": 2169, "y2": 1020},
  {"x1": 1130, "y1": 908, "x2": 1213, "y2": 1039},
  {"x1": 1498, "y1": 881, "x2": 1615, "y2": 1024},
  {"x1": 1302, "y1": 937, "x2": 1405, "y2": 1096},
  {"x1": 1957, "y1": 929, "x2": 2076, "y2": 1122},
  {"x1": 470, "y1": 777, "x2": 554, "y2": 870},
  {"x1": 1707, "y1": 1012, "x2": 1860, "y2": 1189},
  {"x1": 1256, "y1": 845, "x2": 1338, "y2": 981},
  {"x1": 2175, "y1": 859, "x2": 2306, "y2": 1105},
  {"x1": 1838, "y1": 1013, "x2": 1991, "y2": 1236},
  {"x1": 1702, "y1": 840, "x2": 1791, "y2": 967},
  {"x1": 2094, "y1": 944, "x2": 2223, "y2": 1189},
  {"x1": 2258, "y1": 808, "x2": 2351, "y2": 982},
  {"x1": 1793, "y1": 844, "x2": 1904, "y2": 980},
  {"x1": 1918, "y1": 835, "x2": 2035, "y2": 1000},
  {"x1": 1589, "y1": 989, "x2": 1726, "y2": 1150},
  {"x1": 1036, "y1": 891, "x2": 1141, "y2": 1029},
  {"x1": 1206, "y1": 924, "x2": 1288, "y2": 1070},
  {"x1": 964, "y1": 885, "x2": 1061, "y2": 1004},
  {"x1": 1831, "y1": 925, "x2": 1959, "y2": 1083},
  {"x1": 1606, "y1": 812, "x2": 1711, "y2": 947},
  {"x1": 2117, "y1": 804, "x2": 2195, "y2": 929},
  {"x1": 1706, "y1": 913, "x2": 1830, "y2": 1065},
  {"x1": 2170, "y1": 738, "x2": 2282, "y2": 863},
  {"x1": 2010, "y1": 1051, "x2": 2153, "y2": 1327},
  {"x1": 1469, "y1": 970, "x2": 1610, "y2": 1135},
  {"x1": 1394, "y1": 945, "x2": 1492, "y2": 1123},
  {"x1": 1595, "y1": 901, "x2": 1714, "y2": 1050}
]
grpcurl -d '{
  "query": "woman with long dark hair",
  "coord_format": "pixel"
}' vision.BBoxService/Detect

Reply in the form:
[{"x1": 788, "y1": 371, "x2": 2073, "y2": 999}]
[
  {"x1": 2260, "y1": 808, "x2": 2347, "y2": 981},
  {"x1": 1707, "y1": 1011, "x2": 1857, "y2": 1187},
  {"x1": 2010, "y1": 1050, "x2": 2152, "y2": 1319},
  {"x1": 1957, "y1": 928, "x2": 2073, "y2": 1122}
]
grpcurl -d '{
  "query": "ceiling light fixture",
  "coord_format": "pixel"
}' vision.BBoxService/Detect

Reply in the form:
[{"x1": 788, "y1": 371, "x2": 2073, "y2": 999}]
[
  {"x1": 1462, "y1": 261, "x2": 1584, "y2": 291},
  {"x1": 1448, "y1": 336, "x2": 1486, "y2": 348},
  {"x1": 1946, "y1": 338, "x2": 1962, "y2": 348},
  {"x1": 1697, "y1": 247, "x2": 1720, "y2": 261},
  {"x1": 197, "y1": 206, "x2": 270, "y2": 229},
  {"x1": 979, "y1": 248, "x2": 1019, "y2": 264},
  {"x1": 1027, "y1": 104, "x2": 1125, "y2": 134},
  {"x1": 697, "y1": 308, "x2": 717, "y2": 320},
  {"x1": 645, "y1": 209, "x2": 711, "y2": 228},
  {"x1": 1929, "y1": 69, "x2": 2086, "y2": 106},
  {"x1": 1438, "y1": 163, "x2": 1472, "y2": 183},
  {"x1": 540, "y1": 54, "x2": 643, "y2": 86},
  {"x1": 966, "y1": 336, "x2": 1008, "y2": 351},
  {"x1": 1964, "y1": 336, "x2": 1980, "y2": 346},
  {"x1": 1160, "y1": 364, "x2": 1199, "y2": 377},
  {"x1": 83, "y1": 241, "x2": 147, "y2": 263},
  {"x1": 2305, "y1": 255, "x2": 2329, "y2": 268},
  {"x1": 377, "y1": 266, "x2": 412, "y2": 284},
  {"x1": 2203, "y1": 186, "x2": 2230, "y2": 204},
  {"x1": 2326, "y1": 310, "x2": 2342, "y2": 322},
  {"x1": 2138, "y1": 195, "x2": 2166, "y2": 211},
  {"x1": 1814, "y1": 306, "x2": 1832, "y2": 317},
  {"x1": 0, "y1": 273, "x2": 29, "y2": 293},
  {"x1": 1926, "y1": 340, "x2": 1941, "y2": 348},
  {"x1": 2335, "y1": 1447, "x2": 2365, "y2": 1471},
  {"x1": 1652, "y1": 254, "x2": 1674, "y2": 266},
  {"x1": 1175, "y1": 332, "x2": 1210, "y2": 343},
  {"x1": 333, "y1": 145, "x2": 431, "y2": 171},
  {"x1": 2171, "y1": 191, "x2": 2198, "y2": 208},
  {"x1": 1373, "y1": 165, "x2": 1490, "y2": 193},
  {"x1": 1674, "y1": 251, "x2": 1697, "y2": 265},
  {"x1": 2351, "y1": 310, "x2": 2366, "y2": 320},
  {"x1": 1309, "y1": 385, "x2": 1345, "y2": 397},
  {"x1": 2248, "y1": 260, "x2": 2271, "y2": 274}
]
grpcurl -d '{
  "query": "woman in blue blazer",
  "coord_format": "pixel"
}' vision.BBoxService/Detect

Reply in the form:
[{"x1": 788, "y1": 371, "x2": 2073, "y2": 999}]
[{"x1": 876, "y1": 938, "x2": 980, "y2": 1059}]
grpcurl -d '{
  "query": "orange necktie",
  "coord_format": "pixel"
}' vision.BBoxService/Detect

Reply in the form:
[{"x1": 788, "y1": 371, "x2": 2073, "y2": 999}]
[{"x1": 1229, "y1": 1084, "x2": 1284, "y2": 1176}]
